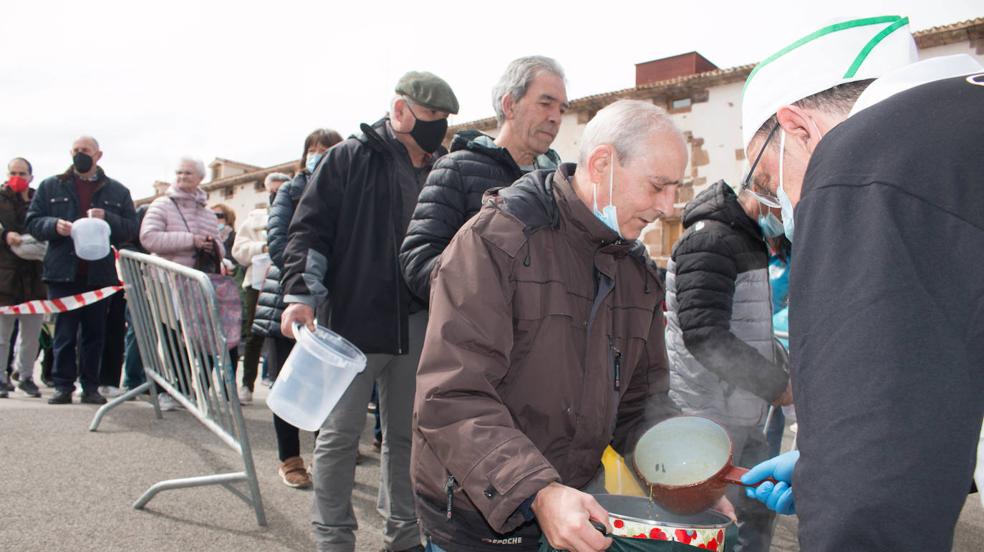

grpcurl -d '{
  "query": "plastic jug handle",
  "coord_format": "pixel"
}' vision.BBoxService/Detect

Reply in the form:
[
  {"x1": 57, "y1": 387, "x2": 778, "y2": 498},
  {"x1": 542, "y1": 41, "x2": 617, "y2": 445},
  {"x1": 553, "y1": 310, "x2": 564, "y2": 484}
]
[{"x1": 291, "y1": 319, "x2": 318, "y2": 339}]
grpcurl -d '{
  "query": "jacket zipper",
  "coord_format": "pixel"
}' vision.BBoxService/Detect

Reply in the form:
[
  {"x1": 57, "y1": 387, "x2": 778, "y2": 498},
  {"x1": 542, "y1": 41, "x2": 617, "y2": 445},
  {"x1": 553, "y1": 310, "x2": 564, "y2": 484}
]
[
  {"x1": 608, "y1": 335, "x2": 622, "y2": 391},
  {"x1": 445, "y1": 474, "x2": 456, "y2": 520},
  {"x1": 613, "y1": 345, "x2": 622, "y2": 392}
]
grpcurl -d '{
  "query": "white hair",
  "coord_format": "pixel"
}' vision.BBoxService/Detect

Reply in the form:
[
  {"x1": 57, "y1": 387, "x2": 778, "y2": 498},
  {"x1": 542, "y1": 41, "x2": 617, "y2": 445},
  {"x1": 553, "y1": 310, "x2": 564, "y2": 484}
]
[
  {"x1": 264, "y1": 172, "x2": 290, "y2": 191},
  {"x1": 578, "y1": 100, "x2": 683, "y2": 165},
  {"x1": 491, "y1": 56, "x2": 565, "y2": 125},
  {"x1": 178, "y1": 156, "x2": 206, "y2": 179}
]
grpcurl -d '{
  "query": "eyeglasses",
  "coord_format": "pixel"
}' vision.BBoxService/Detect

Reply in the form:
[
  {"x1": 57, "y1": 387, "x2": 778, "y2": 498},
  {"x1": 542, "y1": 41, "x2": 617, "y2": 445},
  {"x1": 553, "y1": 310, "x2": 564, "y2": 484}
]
[
  {"x1": 741, "y1": 122, "x2": 781, "y2": 208},
  {"x1": 214, "y1": 212, "x2": 225, "y2": 219}
]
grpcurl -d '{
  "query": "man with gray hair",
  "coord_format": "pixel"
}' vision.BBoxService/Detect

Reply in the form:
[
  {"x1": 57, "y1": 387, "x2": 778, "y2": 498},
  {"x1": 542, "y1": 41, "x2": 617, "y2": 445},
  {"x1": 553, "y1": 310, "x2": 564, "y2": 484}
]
[
  {"x1": 412, "y1": 100, "x2": 717, "y2": 551},
  {"x1": 26, "y1": 136, "x2": 137, "y2": 405},
  {"x1": 400, "y1": 55, "x2": 567, "y2": 303},
  {"x1": 231, "y1": 171, "x2": 290, "y2": 404}
]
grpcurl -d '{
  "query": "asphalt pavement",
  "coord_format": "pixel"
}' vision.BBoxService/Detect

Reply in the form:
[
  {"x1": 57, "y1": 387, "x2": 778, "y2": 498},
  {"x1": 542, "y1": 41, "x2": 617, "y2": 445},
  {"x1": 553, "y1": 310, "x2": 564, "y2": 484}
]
[{"x1": 0, "y1": 380, "x2": 981, "y2": 551}]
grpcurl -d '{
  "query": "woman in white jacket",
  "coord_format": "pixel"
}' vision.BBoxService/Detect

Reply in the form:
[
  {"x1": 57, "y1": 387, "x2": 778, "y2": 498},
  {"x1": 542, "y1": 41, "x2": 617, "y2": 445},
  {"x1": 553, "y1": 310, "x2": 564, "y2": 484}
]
[{"x1": 231, "y1": 172, "x2": 289, "y2": 404}]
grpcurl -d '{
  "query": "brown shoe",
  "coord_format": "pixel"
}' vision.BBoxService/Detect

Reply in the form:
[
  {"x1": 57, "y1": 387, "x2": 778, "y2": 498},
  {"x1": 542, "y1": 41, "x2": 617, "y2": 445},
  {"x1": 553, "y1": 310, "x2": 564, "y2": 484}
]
[{"x1": 278, "y1": 457, "x2": 312, "y2": 489}]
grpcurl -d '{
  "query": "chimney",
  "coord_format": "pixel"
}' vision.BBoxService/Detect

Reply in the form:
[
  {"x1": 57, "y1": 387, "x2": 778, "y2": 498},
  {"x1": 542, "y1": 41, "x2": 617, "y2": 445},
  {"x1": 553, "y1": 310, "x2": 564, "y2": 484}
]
[{"x1": 635, "y1": 52, "x2": 718, "y2": 87}]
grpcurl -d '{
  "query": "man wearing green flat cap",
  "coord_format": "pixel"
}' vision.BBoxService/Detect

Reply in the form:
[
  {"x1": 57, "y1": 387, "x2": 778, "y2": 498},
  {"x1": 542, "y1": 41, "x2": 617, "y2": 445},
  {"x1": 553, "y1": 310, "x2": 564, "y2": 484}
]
[
  {"x1": 281, "y1": 70, "x2": 458, "y2": 552},
  {"x1": 738, "y1": 15, "x2": 984, "y2": 551}
]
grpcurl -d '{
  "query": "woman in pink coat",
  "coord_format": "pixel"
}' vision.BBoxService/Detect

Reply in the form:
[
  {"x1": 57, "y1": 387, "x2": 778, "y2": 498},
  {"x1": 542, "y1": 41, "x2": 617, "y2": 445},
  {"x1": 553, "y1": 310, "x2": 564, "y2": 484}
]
[
  {"x1": 141, "y1": 157, "x2": 224, "y2": 268},
  {"x1": 139, "y1": 157, "x2": 227, "y2": 411}
]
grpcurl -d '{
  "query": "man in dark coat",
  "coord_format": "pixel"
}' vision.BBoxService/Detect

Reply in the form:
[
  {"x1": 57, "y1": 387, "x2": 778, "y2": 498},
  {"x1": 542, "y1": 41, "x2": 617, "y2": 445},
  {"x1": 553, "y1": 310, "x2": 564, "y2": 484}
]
[
  {"x1": 280, "y1": 72, "x2": 458, "y2": 552},
  {"x1": 739, "y1": 17, "x2": 984, "y2": 551},
  {"x1": 0, "y1": 158, "x2": 46, "y2": 398},
  {"x1": 26, "y1": 136, "x2": 137, "y2": 406},
  {"x1": 400, "y1": 56, "x2": 566, "y2": 303}
]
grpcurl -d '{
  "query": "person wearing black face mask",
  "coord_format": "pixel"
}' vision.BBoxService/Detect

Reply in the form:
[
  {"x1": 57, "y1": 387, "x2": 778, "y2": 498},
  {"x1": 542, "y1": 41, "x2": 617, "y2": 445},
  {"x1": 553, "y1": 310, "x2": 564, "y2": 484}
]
[
  {"x1": 279, "y1": 71, "x2": 457, "y2": 552},
  {"x1": 25, "y1": 135, "x2": 138, "y2": 405}
]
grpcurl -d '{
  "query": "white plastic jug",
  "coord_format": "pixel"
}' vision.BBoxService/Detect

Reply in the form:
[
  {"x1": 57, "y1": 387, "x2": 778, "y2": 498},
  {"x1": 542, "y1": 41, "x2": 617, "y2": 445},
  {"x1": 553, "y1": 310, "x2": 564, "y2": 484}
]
[
  {"x1": 70, "y1": 217, "x2": 111, "y2": 261},
  {"x1": 251, "y1": 253, "x2": 271, "y2": 289},
  {"x1": 266, "y1": 323, "x2": 367, "y2": 431}
]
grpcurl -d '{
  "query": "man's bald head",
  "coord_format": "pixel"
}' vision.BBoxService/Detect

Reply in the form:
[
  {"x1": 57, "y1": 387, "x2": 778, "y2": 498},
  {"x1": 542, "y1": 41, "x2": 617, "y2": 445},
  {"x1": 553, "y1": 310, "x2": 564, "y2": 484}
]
[{"x1": 73, "y1": 136, "x2": 100, "y2": 153}]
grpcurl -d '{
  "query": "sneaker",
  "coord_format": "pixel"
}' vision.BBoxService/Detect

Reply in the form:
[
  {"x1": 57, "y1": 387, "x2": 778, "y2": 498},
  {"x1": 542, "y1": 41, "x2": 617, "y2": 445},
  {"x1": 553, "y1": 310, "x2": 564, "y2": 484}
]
[
  {"x1": 98, "y1": 385, "x2": 123, "y2": 398},
  {"x1": 238, "y1": 385, "x2": 252, "y2": 405},
  {"x1": 157, "y1": 393, "x2": 180, "y2": 411},
  {"x1": 41, "y1": 376, "x2": 54, "y2": 388},
  {"x1": 2, "y1": 380, "x2": 13, "y2": 392},
  {"x1": 0, "y1": 388, "x2": 7, "y2": 398},
  {"x1": 48, "y1": 389, "x2": 72, "y2": 404},
  {"x1": 17, "y1": 379, "x2": 41, "y2": 398},
  {"x1": 80, "y1": 391, "x2": 107, "y2": 405},
  {"x1": 278, "y1": 456, "x2": 312, "y2": 489}
]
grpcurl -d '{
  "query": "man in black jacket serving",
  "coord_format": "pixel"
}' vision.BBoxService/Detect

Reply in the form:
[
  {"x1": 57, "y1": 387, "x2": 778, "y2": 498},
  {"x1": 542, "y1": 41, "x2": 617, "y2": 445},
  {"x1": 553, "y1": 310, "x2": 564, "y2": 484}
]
[
  {"x1": 738, "y1": 16, "x2": 984, "y2": 551},
  {"x1": 280, "y1": 72, "x2": 458, "y2": 552},
  {"x1": 400, "y1": 56, "x2": 566, "y2": 303}
]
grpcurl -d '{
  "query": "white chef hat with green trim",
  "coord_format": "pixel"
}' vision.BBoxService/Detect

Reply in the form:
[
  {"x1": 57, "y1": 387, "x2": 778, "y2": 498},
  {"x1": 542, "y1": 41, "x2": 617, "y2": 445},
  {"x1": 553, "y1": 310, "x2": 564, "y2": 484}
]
[{"x1": 741, "y1": 15, "x2": 918, "y2": 149}]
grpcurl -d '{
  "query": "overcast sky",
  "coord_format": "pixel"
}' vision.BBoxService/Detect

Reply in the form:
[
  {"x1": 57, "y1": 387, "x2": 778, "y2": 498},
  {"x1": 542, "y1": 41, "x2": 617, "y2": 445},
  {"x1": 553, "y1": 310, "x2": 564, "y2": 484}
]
[{"x1": 2, "y1": 0, "x2": 980, "y2": 199}]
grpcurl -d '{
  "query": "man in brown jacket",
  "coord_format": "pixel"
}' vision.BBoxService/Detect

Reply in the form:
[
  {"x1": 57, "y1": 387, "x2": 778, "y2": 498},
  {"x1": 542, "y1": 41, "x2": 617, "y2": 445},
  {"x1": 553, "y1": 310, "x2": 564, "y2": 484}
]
[{"x1": 413, "y1": 100, "x2": 688, "y2": 552}]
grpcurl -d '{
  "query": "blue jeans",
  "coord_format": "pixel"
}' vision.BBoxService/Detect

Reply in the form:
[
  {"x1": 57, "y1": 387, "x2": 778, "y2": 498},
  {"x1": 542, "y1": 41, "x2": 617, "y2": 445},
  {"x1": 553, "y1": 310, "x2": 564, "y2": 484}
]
[
  {"x1": 425, "y1": 541, "x2": 446, "y2": 552},
  {"x1": 122, "y1": 309, "x2": 145, "y2": 389},
  {"x1": 50, "y1": 281, "x2": 109, "y2": 394}
]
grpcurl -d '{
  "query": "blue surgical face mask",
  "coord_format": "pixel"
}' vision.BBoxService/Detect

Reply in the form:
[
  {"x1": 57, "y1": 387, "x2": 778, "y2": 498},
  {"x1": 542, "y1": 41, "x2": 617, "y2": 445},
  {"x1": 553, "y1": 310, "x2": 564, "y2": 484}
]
[
  {"x1": 306, "y1": 152, "x2": 324, "y2": 174},
  {"x1": 777, "y1": 130, "x2": 795, "y2": 242},
  {"x1": 592, "y1": 152, "x2": 621, "y2": 238},
  {"x1": 758, "y1": 211, "x2": 785, "y2": 238}
]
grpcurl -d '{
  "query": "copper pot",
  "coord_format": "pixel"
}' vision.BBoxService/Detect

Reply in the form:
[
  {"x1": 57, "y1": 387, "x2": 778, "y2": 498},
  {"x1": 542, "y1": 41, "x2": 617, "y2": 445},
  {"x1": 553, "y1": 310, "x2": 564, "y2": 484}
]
[{"x1": 633, "y1": 416, "x2": 775, "y2": 515}]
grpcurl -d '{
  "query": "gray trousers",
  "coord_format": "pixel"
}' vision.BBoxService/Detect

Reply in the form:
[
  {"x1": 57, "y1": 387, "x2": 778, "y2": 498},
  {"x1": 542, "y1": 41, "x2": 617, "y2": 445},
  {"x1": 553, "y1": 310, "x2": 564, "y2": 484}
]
[
  {"x1": 724, "y1": 422, "x2": 777, "y2": 552},
  {"x1": 0, "y1": 314, "x2": 43, "y2": 383},
  {"x1": 312, "y1": 311, "x2": 427, "y2": 552}
]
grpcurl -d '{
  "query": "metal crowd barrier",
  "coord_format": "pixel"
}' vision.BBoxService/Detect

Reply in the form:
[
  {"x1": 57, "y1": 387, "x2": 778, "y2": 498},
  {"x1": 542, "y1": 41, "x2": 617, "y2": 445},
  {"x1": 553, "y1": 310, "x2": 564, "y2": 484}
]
[{"x1": 89, "y1": 250, "x2": 266, "y2": 526}]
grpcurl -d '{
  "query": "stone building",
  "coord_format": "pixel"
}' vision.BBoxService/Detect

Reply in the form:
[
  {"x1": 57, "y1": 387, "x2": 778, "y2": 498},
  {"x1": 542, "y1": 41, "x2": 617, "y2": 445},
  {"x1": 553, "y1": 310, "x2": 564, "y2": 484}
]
[{"x1": 135, "y1": 17, "x2": 982, "y2": 265}]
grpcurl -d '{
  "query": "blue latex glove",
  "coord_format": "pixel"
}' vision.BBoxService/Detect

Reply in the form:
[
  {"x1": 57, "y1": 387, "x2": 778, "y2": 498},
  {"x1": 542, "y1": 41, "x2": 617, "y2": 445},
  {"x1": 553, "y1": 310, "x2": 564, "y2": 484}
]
[{"x1": 741, "y1": 450, "x2": 799, "y2": 515}]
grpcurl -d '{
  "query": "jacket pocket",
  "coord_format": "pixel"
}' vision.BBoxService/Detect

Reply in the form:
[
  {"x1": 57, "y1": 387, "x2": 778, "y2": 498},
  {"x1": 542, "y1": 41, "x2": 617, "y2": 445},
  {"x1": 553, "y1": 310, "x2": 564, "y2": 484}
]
[
  {"x1": 99, "y1": 198, "x2": 125, "y2": 214},
  {"x1": 610, "y1": 307, "x2": 655, "y2": 379},
  {"x1": 47, "y1": 196, "x2": 73, "y2": 218}
]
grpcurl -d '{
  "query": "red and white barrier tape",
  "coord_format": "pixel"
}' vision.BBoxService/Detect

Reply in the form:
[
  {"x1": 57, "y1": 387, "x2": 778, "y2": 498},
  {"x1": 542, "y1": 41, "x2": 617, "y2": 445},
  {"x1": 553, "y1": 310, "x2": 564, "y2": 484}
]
[
  {"x1": 0, "y1": 247, "x2": 125, "y2": 316},
  {"x1": 0, "y1": 285, "x2": 123, "y2": 315}
]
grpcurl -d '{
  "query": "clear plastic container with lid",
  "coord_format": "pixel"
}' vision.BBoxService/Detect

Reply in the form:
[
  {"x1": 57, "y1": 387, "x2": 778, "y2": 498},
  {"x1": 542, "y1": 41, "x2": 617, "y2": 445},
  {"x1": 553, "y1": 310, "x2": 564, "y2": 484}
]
[{"x1": 266, "y1": 323, "x2": 366, "y2": 431}]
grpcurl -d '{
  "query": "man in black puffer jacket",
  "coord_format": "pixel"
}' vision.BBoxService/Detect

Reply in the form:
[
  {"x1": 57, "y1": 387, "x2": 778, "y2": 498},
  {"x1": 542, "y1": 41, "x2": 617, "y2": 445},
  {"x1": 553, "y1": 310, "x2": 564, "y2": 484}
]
[
  {"x1": 664, "y1": 180, "x2": 790, "y2": 552},
  {"x1": 400, "y1": 56, "x2": 567, "y2": 303}
]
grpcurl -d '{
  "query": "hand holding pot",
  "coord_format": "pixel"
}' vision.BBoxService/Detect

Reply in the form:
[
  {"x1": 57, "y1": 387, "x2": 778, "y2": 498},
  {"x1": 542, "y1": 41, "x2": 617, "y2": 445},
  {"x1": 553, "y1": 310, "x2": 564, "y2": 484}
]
[
  {"x1": 741, "y1": 450, "x2": 799, "y2": 515},
  {"x1": 532, "y1": 482, "x2": 612, "y2": 552}
]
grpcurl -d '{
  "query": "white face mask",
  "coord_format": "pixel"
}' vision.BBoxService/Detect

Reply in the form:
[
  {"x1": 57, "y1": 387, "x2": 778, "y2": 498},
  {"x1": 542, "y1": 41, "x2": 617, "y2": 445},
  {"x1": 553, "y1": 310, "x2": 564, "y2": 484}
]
[
  {"x1": 592, "y1": 151, "x2": 621, "y2": 238},
  {"x1": 776, "y1": 130, "x2": 795, "y2": 242}
]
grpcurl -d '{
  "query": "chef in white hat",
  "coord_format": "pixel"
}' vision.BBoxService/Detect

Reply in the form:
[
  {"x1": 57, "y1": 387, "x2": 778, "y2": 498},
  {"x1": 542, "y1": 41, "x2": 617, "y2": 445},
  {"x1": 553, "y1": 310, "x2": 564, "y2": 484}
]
[{"x1": 737, "y1": 15, "x2": 984, "y2": 551}]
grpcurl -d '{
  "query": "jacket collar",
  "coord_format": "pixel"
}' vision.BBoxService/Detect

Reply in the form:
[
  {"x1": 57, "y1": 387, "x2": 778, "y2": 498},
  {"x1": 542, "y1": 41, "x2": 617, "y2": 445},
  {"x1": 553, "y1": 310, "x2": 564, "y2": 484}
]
[
  {"x1": 682, "y1": 180, "x2": 761, "y2": 241},
  {"x1": 552, "y1": 164, "x2": 636, "y2": 257},
  {"x1": 450, "y1": 130, "x2": 561, "y2": 173},
  {"x1": 57, "y1": 166, "x2": 108, "y2": 185},
  {"x1": 165, "y1": 184, "x2": 207, "y2": 207},
  {"x1": 357, "y1": 117, "x2": 447, "y2": 163}
]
